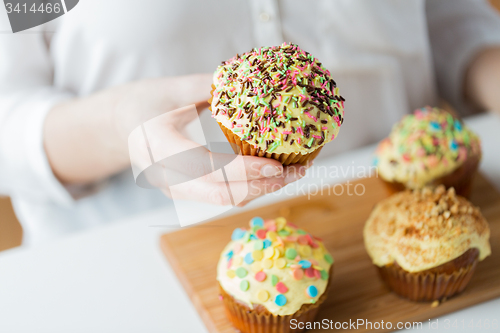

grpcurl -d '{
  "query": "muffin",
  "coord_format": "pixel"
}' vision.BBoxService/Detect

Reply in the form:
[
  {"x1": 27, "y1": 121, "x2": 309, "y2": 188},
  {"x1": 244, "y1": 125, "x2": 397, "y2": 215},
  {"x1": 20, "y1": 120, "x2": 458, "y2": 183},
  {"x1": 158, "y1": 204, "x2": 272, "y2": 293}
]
[
  {"x1": 209, "y1": 42, "x2": 345, "y2": 166},
  {"x1": 217, "y1": 216, "x2": 334, "y2": 333},
  {"x1": 375, "y1": 106, "x2": 482, "y2": 198},
  {"x1": 364, "y1": 186, "x2": 491, "y2": 302}
]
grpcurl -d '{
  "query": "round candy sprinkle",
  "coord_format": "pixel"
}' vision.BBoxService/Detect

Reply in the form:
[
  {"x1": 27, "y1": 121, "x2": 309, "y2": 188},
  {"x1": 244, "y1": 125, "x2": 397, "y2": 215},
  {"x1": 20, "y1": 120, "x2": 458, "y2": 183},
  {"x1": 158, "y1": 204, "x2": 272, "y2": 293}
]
[
  {"x1": 298, "y1": 235, "x2": 309, "y2": 245},
  {"x1": 233, "y1": 256, "x2": 243, "y2": 266},
  {"x1": 262, "y1": 259, "x2": 273, "y2": 269},
  {"x1": 249, "y1": 234, "x2": 258, "y2": 240},
  {"x1": 236, "y1": 267, "x2": 248, "y2": 278},
  {"x1": 271, "y1": 275, "x2": 279, "y2": 286},
  {"x1": 256, "y1": 229, "x2": 267, "y2": 240},
  {"x1": 274, "y1": 248, "x2": 282, "y2": 258},
  {"x1": 275, "y1": 294, "x2": 287, "y2": 306},
  {"x1": 285, "y1": 248, "x2": 297, "y2": 260},
  {"x1": 267, "y1": 231, "x2": 278, "y2": 241},
  {"x1": 275, "y1": 258, "x2": 287, "y2": 269},
  {"x1": 306, "y1": 285, "x2": 318, "y2": 298},
  {"x1": 264, "y1": 247, "x2": 275, "y2": 259},
  {"x1": 231, "y1": 229, "x2": 246, "y2": 241},
  {"x1": 298, "y1": 260, "x2": 311, "y2": 269},
  {"x1": 257, "y1": 290, "x2": 270, "y2": 302},
  {"x1": 313, "y1": 249, "x2": 323, "y2": 261},
  {"x1": 254, "y1": 240, "x2": 264, "y2": 251},
  {"x1": 226, "y1": 270, "x2": 236, "y2": 279},
  {"x1": 252, "y1": 250, "x2": 264, "y2": 261},
  {"x1": 276, "y1": 282, "x2": 288, "y2": 293},
  {"x1": 292, "y1": 268, "x2": 304, "y2": 280},
  {"x1": 297, "y1": 229, "x2": 307, "y2": 235},
  {"x1": 255, "y1": 271, "x2": 267, "y2": 282},
  {"x1": 430, "y1": 121, "x2": 441, "y2": 130},
  {"x1": 324, "y1": 254, "x2": 334, "y2": 264},
  {"x1": 299, "y1": 245, "x2": 312, "y2": 257},
  {"x1": 250, "y1": 261, "x2": 262, "y2": 273},
  {"x1": 244, "y1": 252, "x2": 254, "y2": 265},
  {"x1": 250, "y1": 217, "x2": 264, "y2": 228},
  {"x1": 305, "y1": 267, "x2": 316, "y2": 278},
  {"x1": 240, "y1": 280, "x2": 249, "y2": 291},
  {"x1": 320, "y1": 270, "x2": 329, "y2": 280},
  {"x1": 233, "y1": 243, "x2": 243, "y2": 254},
  {"x1": 263, "y1": 239, "x2": 272, "y2": 249},
  {"x1": 242, "y1": 232, "x2": 251, "y2": 243},
  {"x1": 314, "y1": 269, "x2": 322, "y2": 279},
  {"x1": 251, "y1": 225, "x2": 262, "y2": 233},
  {"x1": 278, "y1": 229, "x2": 290, "y2": 237}
]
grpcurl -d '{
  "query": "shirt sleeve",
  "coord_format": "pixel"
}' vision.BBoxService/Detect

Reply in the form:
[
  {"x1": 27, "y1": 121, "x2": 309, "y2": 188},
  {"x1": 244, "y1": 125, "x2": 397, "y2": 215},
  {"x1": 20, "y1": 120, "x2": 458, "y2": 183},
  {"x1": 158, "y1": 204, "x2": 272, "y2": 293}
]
[
  {"x1": 0, "y1": 14, "x2": 74, "y2": 205},
  {"x1": 426, "y1": 0, "x2": 500, "y2": 116}
]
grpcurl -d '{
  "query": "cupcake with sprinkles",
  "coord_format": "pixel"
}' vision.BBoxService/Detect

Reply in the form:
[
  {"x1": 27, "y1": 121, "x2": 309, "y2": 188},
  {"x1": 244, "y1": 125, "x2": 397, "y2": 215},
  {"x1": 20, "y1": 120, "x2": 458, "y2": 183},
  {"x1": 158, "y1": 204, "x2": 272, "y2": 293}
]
[
  {"x1": 375, "y1": 106, "x2": 482, "y2": 198},
  {"x1": 217, "y1": 217, "x2": 334, "y2": 333},
  {"x1": 210, "y1": 42, "x2": 345, "y2": 165}
]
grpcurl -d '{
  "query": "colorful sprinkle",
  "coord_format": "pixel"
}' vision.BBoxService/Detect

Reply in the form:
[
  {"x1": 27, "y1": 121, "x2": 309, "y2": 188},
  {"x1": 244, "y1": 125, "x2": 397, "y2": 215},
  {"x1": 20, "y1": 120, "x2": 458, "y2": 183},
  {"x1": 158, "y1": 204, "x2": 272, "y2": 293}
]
[
  {"x1": 244, "y1": 252, "x2": 254, "y2": 265},
  {"x1": 324, "y1": 254, "x2": 334, "y2": 264},
  {"x1": 252, "y1": 250, "x2": 264, "y2": 261},
  {"x1": 271, "y1": 275, "x2": 279, "y2": 286},
  {"x1": 256, "y1": 229, "x2": 267, "y2": 240},
  {"x1": 254, "y1": 240, "x2": 264, "y2": 251},
  {"x1": 275, "y1": 294, "x2": 287, "y2": 306},
  {"x1": 236, "y1": 267, "x2": 248, "y2": 278},
  {"x1": 275, "y1": 258, "x2": 287, "y2": 269},
  {"x1": 298, "y1": 260, "x2": 311, "y2": 269},
  {"x1": 250, "y1": 217, "x2": 264, "y2": 228},
  {"x1": 231, "y1": 229, "x2": 246, "y2": 241},
  {"x1": 292, "y1": 268, "x2": 304, "y2": 280},
  {"x1": 305, "y1": 267, "x2": 316, "y2": 278},
  {"x1": 250, "y1": 261, "x2": 262, "y2": 273},
  {"x1": 240, "y1": 280, "x2": 250, "y2": 291},
  {"x1": 257, "y1": 290, "x2": 270, "y2": 302},
  {"x1": 306, "y1": 285, "x2": 318, "y2": 298},
  {"x1": 276, "y1": 282, "x2": 289, "y2": 293},
  {"x1": 285, "y1": 248, "x2": 298, "y2": 260},
  {"x1": 226, "y1": 270, "x2": 236, "y2": 279},
  {"x1": 255, "y1": 271, "x2": 267, "y2": 282},
  {"x1": 262, "y1": 259, "x2": 273, "y2": 269}
]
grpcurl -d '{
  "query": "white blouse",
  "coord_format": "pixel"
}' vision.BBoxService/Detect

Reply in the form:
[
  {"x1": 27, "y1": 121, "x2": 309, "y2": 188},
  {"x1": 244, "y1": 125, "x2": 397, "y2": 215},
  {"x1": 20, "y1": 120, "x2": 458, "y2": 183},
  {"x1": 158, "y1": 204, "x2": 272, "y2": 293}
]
[{"x1": 1, "y1": 0, "x2": 500, "y2": 246}]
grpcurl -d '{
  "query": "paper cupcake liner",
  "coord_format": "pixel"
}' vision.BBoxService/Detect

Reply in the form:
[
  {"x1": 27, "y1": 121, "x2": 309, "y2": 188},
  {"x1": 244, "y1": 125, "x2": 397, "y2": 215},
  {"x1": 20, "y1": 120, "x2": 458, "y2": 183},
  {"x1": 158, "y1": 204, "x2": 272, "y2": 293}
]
[
  {"x1": 210, "y1": 84, "x2": 322, "y2": 166},
  {"x1": 218, "y1": 122, "x2": 322, "y2": 166},
  {"x1": 218, "y1": 280, "x2": 331, "y2": 333},
  {"x1": 379, "y1": 154, "x2": 480, "y2": 199},
  {"x1": 377, "y1": 258, "x2": 479, "y2": 302}
]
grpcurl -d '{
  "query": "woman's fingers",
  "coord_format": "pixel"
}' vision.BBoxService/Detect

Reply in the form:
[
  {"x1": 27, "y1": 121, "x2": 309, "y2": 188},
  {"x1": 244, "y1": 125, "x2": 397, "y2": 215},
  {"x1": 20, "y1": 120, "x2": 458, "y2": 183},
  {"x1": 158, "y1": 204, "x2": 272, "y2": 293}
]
[{"x1": 161, "y1": 164, "x2": 308, "y2": 206}]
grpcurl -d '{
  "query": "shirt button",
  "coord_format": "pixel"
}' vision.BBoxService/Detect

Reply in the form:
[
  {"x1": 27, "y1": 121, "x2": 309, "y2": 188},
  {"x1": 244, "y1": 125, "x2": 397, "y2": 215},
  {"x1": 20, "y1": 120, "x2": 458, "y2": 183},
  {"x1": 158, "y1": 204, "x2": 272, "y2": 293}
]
[{"x1": 259, "y1": 12, "x2": 270, "y2": 22}]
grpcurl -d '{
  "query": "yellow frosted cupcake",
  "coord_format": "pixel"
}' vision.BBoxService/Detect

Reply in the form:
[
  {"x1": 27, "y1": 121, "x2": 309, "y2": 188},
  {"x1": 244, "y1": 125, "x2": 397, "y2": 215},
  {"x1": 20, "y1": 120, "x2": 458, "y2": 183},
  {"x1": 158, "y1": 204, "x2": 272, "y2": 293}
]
[
  {"x1": 217, "y1": 216, "x2": 333, "y2": 333},
  {"x1": 210, "y1": 43, "x2": 345, "y2": 165},
  {"x1": 375, "y1": 107, "x2": 481, "y2": 198}
]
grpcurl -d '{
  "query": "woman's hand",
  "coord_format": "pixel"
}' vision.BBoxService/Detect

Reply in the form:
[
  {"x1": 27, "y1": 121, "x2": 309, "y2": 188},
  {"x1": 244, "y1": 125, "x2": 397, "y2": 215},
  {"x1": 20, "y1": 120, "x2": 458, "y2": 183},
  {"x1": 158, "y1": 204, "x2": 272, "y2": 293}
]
[{"x1": 45, "y1": 74, "x2": 308, "y2": 206}]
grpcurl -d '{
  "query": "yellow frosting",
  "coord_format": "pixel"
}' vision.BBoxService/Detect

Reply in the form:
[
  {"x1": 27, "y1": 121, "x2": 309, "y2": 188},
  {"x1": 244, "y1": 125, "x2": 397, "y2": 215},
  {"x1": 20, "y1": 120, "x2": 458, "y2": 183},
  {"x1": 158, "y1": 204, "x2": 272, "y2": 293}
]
[
  {"x1": 364, "y1": 186, "x2": 491, "y2": 273},
  {"x1": 211, "y1": 43, "x2": 344, "y2": 155},
  {"x1": 217, "y1": 217, "x2": 333, "y2": 316},
  {"x1": 376, "y1": 107, "x2": 481, "y2": 188}
]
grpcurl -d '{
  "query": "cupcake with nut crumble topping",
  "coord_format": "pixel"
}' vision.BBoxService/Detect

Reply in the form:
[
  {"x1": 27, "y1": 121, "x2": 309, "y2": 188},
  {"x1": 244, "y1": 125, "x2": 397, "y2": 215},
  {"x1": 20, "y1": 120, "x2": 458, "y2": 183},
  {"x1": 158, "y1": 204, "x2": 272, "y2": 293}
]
[
  {"x1": 217, "y1": 216, "x2": 333, "y2": 333},
  {"x1": 364, "y1": 186, "x2": 491, "y2": 302},
  {"x1": 375, "y1": 106, "x2": 481, "y2": 198},
  {"x1": 209, "y1": 43, "x2": 345, "y2": 166}
]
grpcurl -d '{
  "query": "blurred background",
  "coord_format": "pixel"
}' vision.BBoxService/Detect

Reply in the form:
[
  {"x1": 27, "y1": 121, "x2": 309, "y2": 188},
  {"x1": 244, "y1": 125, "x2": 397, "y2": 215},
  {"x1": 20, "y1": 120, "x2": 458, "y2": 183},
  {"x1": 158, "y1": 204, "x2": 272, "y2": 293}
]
[{"x1": 0, "y1": 0, "x2": 499, "y2": 252}]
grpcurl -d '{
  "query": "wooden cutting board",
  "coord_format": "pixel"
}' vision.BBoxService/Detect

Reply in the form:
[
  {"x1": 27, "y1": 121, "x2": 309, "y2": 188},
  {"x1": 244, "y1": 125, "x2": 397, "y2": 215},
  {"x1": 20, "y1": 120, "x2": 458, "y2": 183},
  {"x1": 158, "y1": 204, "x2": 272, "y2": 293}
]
[{"x1": 160, "y1": 175, "x2": 500, "y2": 333}]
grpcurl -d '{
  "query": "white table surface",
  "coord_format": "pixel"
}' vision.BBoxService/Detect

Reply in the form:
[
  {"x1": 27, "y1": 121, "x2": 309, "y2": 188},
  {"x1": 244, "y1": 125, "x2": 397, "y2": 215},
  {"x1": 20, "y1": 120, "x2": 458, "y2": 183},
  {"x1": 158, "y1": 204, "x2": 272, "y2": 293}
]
[{"x1": 0, "y1": 114, "x2": 499, "y2": 333}]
